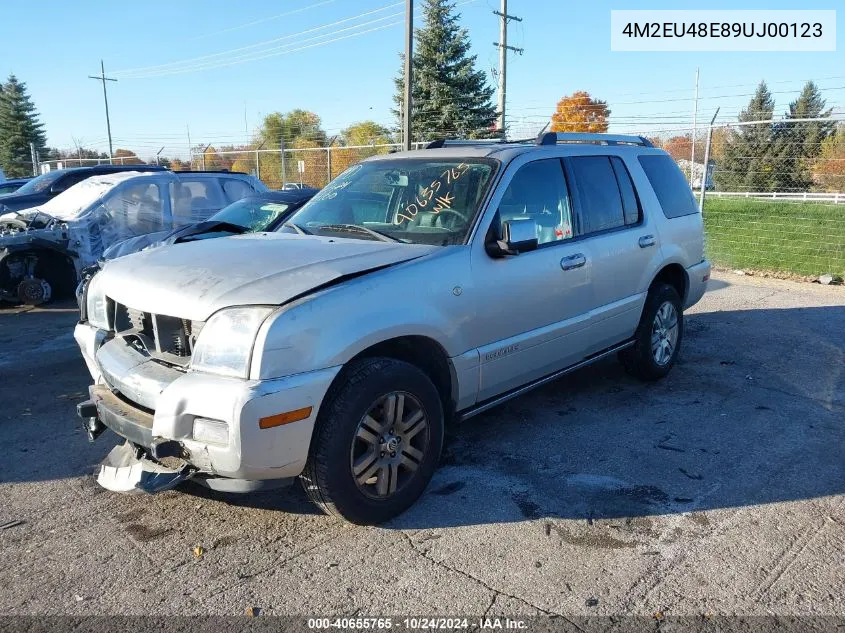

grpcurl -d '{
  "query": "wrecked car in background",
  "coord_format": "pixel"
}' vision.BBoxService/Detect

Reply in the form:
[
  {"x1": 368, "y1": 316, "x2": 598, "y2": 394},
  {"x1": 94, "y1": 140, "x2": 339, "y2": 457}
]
[
  {"x1": 101, "y1": 187, "x2": 318, "y2": 261},
  {"x1": 0, "y1": 164, "x2": 166, "y2": 214},
  {"x1": 0, "y1": 169, "x2": 266, "y2": 304}
]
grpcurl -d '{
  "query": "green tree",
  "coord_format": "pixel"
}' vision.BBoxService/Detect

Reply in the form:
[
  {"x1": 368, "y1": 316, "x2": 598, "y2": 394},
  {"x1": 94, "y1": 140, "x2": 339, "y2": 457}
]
[
  {"x1": 715, "y1": 81, "x2": 777, "y2": 192},
  {"x1": 393, "y1": 0, "x2": 497, "y2": 142},
  {"x1": 260, "y1": 110, "x2": 326, "y2": 148},
  {"x1": 341, "y1": 121, "x2": 393, "y2": 146},
  {"x1": 771, "y1": 81, "x2": 835, "y2": 191},
  {"x1": 0, "y1": 75, "x2": 48, "y2": 177},
  {"x1": 254, "y1": 110, "x2": 326, "y2": 188}
]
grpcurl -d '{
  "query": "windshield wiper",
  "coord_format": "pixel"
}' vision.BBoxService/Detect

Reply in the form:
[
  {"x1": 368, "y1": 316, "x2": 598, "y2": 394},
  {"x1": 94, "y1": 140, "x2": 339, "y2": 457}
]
[
  {"x1": 317, "y1": 223, "x2": 400, "y2": 243},
  {"x1": 283, "y1": 222, "x2": 311, "y2": 235}
]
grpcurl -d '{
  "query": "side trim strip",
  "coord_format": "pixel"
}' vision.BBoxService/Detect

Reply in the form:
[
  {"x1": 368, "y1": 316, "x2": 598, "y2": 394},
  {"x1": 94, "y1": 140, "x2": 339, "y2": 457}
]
[{"x1": 457, "y1": 339, "x2": 635, "y2": 421}]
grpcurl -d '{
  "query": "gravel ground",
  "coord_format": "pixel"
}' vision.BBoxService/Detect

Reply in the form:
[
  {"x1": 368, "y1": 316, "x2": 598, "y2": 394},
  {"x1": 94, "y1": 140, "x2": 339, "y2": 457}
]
[{"x1": 0, "y1": 271, "x2": 843, "y2": 617}]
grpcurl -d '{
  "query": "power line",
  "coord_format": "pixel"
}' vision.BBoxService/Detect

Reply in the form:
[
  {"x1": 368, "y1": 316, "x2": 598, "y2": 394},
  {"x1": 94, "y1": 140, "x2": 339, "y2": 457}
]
[
  {"x1": 187, "y1": 0, "x2": 339, "y2": 42},
  {"x1": 112, "y1": 1, "x2": 406, "y2": 77}
]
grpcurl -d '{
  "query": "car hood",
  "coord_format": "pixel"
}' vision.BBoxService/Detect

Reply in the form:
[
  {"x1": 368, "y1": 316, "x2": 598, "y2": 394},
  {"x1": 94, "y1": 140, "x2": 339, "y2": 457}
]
[{"x1": 98, "y1": 232, "x2": 438, "y2": 321}]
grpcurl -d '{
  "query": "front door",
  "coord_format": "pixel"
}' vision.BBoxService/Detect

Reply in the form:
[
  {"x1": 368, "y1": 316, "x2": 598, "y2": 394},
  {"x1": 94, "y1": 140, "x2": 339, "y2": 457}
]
[{"x1": 469, "y1": 157, "x2": 597, "y2": 402}]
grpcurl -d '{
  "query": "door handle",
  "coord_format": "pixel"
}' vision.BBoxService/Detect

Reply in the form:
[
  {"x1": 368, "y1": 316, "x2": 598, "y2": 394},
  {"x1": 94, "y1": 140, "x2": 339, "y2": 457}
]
[
  {"x1": 560, "y1": 253, "x2": 586, "y2": 271},
  {"x1": 638, "y1": 235, "x2": 656, "y2": 248}
]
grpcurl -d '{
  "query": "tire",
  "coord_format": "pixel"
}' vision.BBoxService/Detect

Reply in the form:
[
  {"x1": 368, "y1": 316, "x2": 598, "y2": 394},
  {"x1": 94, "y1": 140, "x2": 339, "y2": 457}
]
[
  {"x1": 300, "y1": 357, "x2": 444, "y2": 524},
  {"x1": 619, "y1": 283, "x2": 684, "y2": 381}
]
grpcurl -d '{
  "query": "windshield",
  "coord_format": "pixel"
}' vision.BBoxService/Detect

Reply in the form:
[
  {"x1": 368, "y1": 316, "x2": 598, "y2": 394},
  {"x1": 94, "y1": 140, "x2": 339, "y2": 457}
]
[
  {"x1": 12, "y1": 170, "x2": 65, "y2": 195},
  {"x1": 35, "y1": 177, "x2": 117, "y2": 219},
  {"x1": 285, "y1": 158, "x2": 497, "y2": 246},
  {"x1": 209, "y1": 198, "x2": 291, "y2": 231}
]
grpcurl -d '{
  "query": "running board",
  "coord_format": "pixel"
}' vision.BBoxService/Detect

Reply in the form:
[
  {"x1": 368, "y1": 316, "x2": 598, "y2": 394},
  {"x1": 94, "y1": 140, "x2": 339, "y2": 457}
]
[{"x1": 457, "y1": 339, "x2": 635, "y2": 421}]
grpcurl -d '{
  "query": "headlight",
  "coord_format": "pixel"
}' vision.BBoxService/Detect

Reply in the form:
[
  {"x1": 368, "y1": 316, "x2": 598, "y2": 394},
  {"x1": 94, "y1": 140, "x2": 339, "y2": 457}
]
[
  {"x1": 85, "y1": 272, "x2": 110, "y2": 330},
  {"x1": 191, "y1": 306, "x2": 274, "y2": 379}
]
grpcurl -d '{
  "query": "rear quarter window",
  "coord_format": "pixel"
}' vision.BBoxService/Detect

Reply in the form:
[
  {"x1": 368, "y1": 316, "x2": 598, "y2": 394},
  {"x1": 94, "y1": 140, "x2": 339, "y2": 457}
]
[{"x1": 638, "y1": 154, "x2": 699, "y2": 219}]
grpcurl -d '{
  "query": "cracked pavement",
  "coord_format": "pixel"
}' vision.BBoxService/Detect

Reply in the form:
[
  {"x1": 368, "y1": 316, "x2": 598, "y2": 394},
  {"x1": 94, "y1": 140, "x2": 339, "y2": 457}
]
[{"x1": 1, "y1": 271, "x2": 844, "y2": 616}]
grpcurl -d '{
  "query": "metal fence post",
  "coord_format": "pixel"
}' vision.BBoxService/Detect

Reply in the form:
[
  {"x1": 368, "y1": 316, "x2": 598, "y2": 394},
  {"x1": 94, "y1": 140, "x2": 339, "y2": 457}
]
[
  {"x1": 327, "y1": 147, "x2": 332, "y2": 185},
  {"x1": 255, "y1": 149, "x2": 260, "y2": 181},
  {"x1": 698, "y1": 108, "x2": 719, "y2": 212},
  {"x1": 280, "y1": 139, "x2": 286, "y2": 187}
]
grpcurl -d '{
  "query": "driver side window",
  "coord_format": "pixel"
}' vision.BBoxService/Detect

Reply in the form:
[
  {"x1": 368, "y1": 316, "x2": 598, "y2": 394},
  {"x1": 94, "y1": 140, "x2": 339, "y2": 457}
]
[{"x1": 498, "y1": 159, "x2": 573, "y2": 245}]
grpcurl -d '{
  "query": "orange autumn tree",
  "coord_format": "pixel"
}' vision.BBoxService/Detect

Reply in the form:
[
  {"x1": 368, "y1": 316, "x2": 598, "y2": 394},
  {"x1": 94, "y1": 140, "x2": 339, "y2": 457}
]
[{"x1": 550, "y1": 91, "x2": 610, "y2": 133}]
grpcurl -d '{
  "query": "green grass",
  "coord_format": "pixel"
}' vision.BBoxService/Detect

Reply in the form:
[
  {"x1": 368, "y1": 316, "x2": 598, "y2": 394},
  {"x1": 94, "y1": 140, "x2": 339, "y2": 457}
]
[{"x1": 702, "y1": 197, "x2": 845, "y2": 278}]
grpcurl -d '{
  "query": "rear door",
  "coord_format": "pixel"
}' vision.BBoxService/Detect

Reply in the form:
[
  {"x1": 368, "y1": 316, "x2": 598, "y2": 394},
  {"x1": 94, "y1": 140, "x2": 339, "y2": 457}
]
[{"x1": 564, "y1": 154, "x2": 660, "y2": 353}]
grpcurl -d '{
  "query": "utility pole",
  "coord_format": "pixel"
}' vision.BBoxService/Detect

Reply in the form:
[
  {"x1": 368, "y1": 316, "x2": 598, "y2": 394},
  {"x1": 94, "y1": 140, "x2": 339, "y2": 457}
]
[
  {"x1": 690, "y1": 67, "x2": 699, "y2": 182},
  {"x1": 29, "y1": 143, "x2": 39, "y2": 176},
  {"x1": 493, "y1": 0, "x2": 522, "y2": 136},
  {"x1": 88, "y1": 60, "x2": 117, "y2": 161},
  {"x1": 402, "y1": 0, "x2": 413, "y2": 151},
  {"x1": 155, "y1": 147, "x2": 165, "y2": 166}
]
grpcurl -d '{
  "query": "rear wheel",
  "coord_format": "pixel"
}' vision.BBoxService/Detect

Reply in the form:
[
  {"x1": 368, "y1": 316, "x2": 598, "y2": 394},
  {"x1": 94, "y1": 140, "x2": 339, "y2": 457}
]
[
  {"x1": 619, "y1": 283, "x2": 683, "y2": 381},
  {"x1": 300, "y1": 357, "x2": 444, "y2": 524}
]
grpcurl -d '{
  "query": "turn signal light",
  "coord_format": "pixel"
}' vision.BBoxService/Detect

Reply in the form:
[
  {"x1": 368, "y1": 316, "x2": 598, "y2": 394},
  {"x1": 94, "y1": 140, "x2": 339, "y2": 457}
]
[{"x1": 259, "y1": 406, "x2": 313, "y2": 429}]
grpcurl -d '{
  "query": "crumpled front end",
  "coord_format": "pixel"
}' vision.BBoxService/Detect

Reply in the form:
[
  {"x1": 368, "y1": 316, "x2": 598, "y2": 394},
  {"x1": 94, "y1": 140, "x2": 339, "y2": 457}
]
[{"x1": 74, "y1": 314, "x2": 340, "y2": 494}]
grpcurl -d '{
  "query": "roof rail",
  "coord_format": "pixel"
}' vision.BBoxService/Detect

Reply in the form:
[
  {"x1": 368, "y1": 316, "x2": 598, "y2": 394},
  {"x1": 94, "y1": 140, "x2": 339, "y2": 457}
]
[
  {"x1": 536, "y1": 132, "x2": 653, "y2": 147},
  {"x1": 173, "y1": 169, "x2": 246, "y2": 174},
  {"x1": 424, "y1": 138, "x2": 509, "y2": 149}
]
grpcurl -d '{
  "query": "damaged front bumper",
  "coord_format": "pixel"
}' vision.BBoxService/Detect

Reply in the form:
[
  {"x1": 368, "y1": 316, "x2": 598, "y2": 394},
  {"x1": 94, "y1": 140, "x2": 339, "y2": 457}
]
[
  {"x1": 97, "y1": 441, "x2": 194, "y2": 493},
  {"x1": 75, "y1": 321, "x2": 340, "y2": 495}
]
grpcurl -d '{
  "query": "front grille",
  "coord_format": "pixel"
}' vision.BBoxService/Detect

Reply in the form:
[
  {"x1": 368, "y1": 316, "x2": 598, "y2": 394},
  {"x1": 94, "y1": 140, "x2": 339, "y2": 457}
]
[{"x1": 112, "y1": 300, "x2": 203, "y2": 364}]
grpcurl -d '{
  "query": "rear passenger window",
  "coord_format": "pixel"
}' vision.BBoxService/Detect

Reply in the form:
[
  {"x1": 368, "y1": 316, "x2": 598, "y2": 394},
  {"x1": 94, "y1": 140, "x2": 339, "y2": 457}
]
[
  {"x1": 638, "y1": 154, "x2": 699, "y2": 218},
  {"x1": 497, "y1": 159, "x2": 573, "y2": 245},
  {"x1": 610, "y1": 157, "x2": 641, "y2": 225},
  {"x1": 568, "y1": 156, "x2": 625, "y2": 235},
  {"x1": 170, "y1": 179, "x2": 226, "y2": 223}
]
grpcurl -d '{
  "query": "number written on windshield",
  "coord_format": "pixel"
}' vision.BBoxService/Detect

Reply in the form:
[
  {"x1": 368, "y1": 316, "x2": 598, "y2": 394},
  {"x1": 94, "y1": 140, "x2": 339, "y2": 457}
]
[{"x1": 396, "y1": 163, "x2": 470, "y2": 224}]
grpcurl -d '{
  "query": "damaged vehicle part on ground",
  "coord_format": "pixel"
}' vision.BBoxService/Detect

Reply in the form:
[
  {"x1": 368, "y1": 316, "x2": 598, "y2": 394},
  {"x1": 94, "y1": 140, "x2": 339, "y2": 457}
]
[
  {"x1": 75, "y1": 133, "x2": 710, "y2": 524},
  {"x1": 0, "y1": 170, "x2": 266, "y2": 305}
]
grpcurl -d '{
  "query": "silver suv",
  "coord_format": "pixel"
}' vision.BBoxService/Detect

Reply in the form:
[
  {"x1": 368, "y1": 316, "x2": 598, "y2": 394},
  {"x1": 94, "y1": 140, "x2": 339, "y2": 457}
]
[{"x1": 75, "y1": 133, "x2": 710, "y2": 524}]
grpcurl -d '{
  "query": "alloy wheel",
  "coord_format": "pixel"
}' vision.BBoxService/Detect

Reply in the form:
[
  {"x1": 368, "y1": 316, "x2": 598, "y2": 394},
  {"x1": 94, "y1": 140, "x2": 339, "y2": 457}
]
[
  {"x1": 350, "y1": 392, "x2": 430, "y2": 499},
  {"x1": 651, "y1": 300, "x2": 679, "y2": 366}
]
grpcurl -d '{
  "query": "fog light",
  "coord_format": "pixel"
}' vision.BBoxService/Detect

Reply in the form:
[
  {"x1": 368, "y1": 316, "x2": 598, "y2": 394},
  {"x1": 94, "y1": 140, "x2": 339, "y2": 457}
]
[{"x1": 192, "y1": 418, "x2": 229, "y2": 445}]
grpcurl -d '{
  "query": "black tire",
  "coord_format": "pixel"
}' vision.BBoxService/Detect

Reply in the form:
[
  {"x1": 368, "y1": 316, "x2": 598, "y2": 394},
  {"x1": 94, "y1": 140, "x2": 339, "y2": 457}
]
[
  {"x1": 300, "y1": 357, "x2": 444, "y2": 524},
  {"x1": 619, "y1": 283, "x2": 684, "y2": 381}
]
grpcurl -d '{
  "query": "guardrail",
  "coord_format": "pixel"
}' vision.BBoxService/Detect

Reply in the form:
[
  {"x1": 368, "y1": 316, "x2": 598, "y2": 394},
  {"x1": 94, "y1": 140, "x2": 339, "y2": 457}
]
[{"x1": 707, "y1": 191, "x2": 845, "y2": 204}]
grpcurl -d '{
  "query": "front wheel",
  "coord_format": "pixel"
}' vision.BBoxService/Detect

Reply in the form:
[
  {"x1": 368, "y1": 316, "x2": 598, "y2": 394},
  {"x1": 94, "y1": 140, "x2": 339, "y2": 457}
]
[
  {"x1": 619, "y1": 283, "x2": 683, "y2": 381},
  {"x1": 300, "y1": 357, "x2": 444, "y2": 524}
]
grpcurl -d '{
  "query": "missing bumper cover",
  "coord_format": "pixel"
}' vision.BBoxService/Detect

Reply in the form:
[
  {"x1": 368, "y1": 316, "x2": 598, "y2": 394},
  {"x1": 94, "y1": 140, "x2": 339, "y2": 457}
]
[{"x1": 96, "y1": 441, "x2": 194, "y2": 494}]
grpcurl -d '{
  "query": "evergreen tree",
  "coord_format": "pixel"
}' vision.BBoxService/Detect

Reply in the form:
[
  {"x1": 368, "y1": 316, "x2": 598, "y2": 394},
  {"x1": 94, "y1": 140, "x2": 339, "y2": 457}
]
[
  {"x1": 393, "y1": 0, "x2": 497, "y2": 142},
  {"x1": 715, "y1": 81, "x2": 776, "y2": 191},
  {"x1": 0, "y1": 75, "x2": 47, "y2": 178},
  {"x1": 771, "y1": 81, "x2": 834, "y2": 190}
]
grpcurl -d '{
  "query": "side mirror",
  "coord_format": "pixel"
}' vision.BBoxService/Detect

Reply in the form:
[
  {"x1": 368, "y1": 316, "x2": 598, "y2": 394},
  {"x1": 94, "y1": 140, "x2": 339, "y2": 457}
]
[{"x1": 486, "y1": 217, "x2": 539, "y2": 257}]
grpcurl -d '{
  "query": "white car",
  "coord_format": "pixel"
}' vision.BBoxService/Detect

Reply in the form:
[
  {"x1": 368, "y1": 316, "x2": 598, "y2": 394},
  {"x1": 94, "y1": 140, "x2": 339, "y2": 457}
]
[
  {"x1": 75, "y1": 133, "x2": 710, "y2": 524},
  {"x1": 0, "y1": 170, "x2": 266, "y2": 304}
]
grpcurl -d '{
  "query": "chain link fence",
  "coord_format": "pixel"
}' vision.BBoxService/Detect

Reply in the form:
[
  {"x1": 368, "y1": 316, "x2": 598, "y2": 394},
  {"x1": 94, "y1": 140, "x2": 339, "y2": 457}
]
[{"x1": 32, "y1": 119, "x2": 845, "y2": 280}]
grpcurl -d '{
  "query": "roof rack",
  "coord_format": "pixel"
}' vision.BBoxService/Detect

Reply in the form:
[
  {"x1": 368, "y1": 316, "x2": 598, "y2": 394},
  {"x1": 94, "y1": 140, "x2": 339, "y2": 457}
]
[
  {"x1": 536, "y1": 132, "x2": 653, "y2": 147},
  {"x1": 424, "y1": 138, "x2": 509, "y2": 149}
]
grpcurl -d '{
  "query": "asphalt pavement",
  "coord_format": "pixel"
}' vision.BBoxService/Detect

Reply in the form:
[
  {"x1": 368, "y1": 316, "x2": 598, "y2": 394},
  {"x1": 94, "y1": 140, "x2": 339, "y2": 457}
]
[{"x1": 1, "y1": 272, "x2": 843, "y2": 617}]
